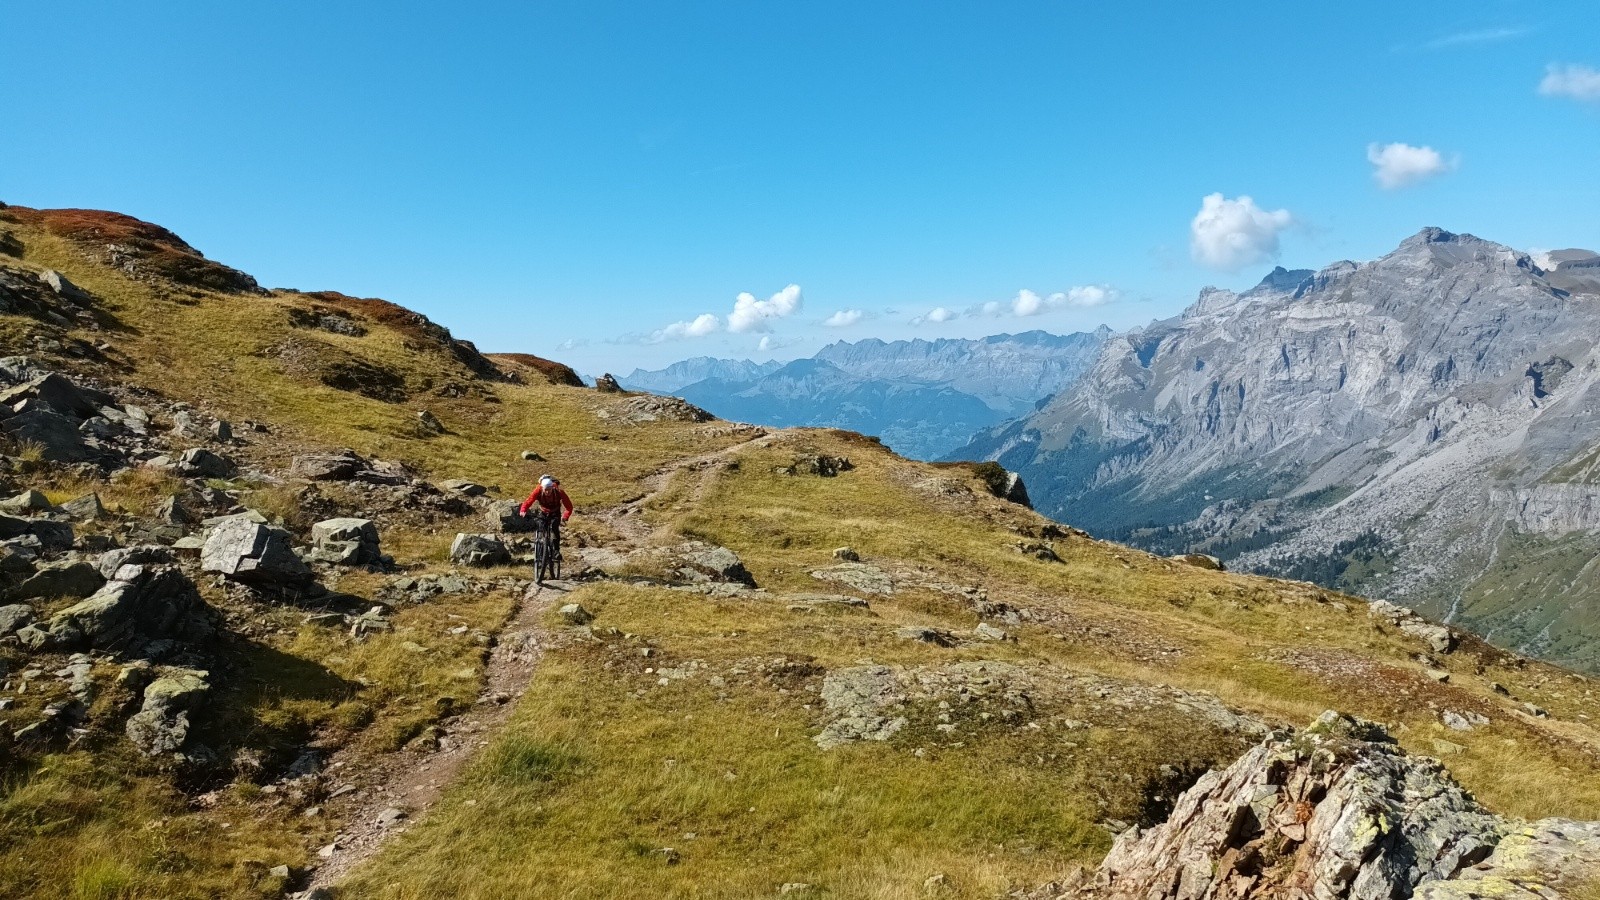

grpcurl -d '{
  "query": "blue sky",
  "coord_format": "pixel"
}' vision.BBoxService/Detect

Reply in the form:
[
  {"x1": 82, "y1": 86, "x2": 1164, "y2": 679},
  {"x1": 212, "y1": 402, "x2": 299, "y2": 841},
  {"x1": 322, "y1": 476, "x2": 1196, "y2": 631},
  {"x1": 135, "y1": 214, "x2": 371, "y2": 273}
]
[{"x1": 3, "y1": 1, "x2": 1598, "y2": 374}]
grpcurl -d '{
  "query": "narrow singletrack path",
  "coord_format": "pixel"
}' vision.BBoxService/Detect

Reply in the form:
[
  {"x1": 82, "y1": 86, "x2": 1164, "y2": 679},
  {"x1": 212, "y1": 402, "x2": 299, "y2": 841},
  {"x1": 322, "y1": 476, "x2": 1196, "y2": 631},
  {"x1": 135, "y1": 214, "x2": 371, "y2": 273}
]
[{"x1": 303, "y1": 428, "x2": 773, "y2": 893}]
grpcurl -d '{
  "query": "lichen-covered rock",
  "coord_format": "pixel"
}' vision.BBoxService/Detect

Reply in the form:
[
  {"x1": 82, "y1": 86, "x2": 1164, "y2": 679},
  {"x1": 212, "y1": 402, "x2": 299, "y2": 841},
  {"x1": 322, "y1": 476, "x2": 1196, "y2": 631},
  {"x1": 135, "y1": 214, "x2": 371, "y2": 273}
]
[
  {"x1": 681, "y1": 544, "x2": 756, "y2": 587},
  {"x1": 16, "y1": 566, "x2": 215, "y2": 654},
  {"x1": 125, "y1": 668, "x2": 210, "y2": 755},
  {"x1": 1415, "y1": 819, "x2": 1600, "y2": 900},
  {"x1": 1089, "y1": 711, "x2": 1505, "y2": 900},
  {"x1": 6, "y1": 559, "x2": 104, "y2": 602},
  {"x1": 814, "y1": 665, "x2": 907, "y2": 750},
  {"x1": 308, "y1": 517, "x2": 380, "y2": 565},
  {"x1": 810, "y1": 562, "x2": 894, "y2": 596},
  {"x1": 450, "y1": 533, "x2": 511, "y2": 568},
  {"x1": 96, "y1": 545, "x2": 177, "y2": 580},
  {"x1": 201, "y1": 517, "x2": 312, "y2": 584}
]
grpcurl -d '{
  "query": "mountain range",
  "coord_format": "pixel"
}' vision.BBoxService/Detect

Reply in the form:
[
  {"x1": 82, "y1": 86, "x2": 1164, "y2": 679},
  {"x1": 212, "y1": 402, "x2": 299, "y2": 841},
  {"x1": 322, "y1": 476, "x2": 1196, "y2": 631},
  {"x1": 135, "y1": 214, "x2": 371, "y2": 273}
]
[
  {"x1": 956, "y1": 228, "x2": 1600, "y2": 670},
  {"x1": 623, "y1": 329, "x2": 1110, "y2": 460}
]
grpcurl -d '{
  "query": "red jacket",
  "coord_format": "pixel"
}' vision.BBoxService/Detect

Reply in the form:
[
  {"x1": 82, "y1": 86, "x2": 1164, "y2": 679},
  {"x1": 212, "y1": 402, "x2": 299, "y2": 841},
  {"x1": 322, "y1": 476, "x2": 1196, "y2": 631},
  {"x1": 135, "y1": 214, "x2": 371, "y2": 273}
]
[{"x1": 519, "y1": 484, "x2": 573, "y2": 521}]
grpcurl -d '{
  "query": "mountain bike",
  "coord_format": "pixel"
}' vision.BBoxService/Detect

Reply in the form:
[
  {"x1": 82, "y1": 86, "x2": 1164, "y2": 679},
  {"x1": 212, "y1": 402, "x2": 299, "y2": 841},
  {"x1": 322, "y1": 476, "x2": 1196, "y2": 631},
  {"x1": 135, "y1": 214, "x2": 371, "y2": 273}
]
[{"x1": 533, "y1": 513, "x2": 562, "y2": 584}]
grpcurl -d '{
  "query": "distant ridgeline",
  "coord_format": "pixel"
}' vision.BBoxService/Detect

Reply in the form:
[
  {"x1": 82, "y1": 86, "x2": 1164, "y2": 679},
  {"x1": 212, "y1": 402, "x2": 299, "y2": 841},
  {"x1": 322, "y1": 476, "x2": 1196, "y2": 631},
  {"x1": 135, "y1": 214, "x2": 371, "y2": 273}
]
[
  {"x1": 955, "y1": 229, "x2": 1600, "y2": 671},
  {"x1": 621, "y1": 329, "x2": 1110, "y2": 461}
]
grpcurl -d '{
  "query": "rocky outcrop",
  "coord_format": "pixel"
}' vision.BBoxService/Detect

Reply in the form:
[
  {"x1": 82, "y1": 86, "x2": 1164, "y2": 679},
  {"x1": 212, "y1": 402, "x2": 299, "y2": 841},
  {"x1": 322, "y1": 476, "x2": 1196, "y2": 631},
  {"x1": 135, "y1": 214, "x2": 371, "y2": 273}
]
[
  {"x1": 16, "y1": 565, "x2": 215, "y2": 655},
  {"x1": 1091, "y1": 712, "x2": 1504, "y2": 900},
  {"x1": 200, "y1": 517, "x2": 313, "y2": 585}
]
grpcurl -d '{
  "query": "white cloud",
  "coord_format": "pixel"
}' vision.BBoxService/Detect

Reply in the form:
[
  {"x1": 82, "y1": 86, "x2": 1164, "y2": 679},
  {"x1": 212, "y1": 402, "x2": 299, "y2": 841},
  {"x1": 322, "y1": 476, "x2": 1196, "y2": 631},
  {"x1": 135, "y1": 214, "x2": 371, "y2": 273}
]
[
  {"x1": 823, "y1": 309, "x2": 864, "y2": 327},
  {"x1": 1011, "y1": 286, "x2": 1114, "y2": 317},
  {"x1": 648, "y1": 312, "x2": 721, "y2": 343},
  {"x1": 1540, "y1": 63, "x2": 1600, "y2": 102},
  {"x1": 1529, "y1": 248, "x2": 1558, "y2": 271},
  {"x1": 728, "y1": 284, "x2": 803, "y2": 333},
  {"x1": 980, "y1": 300, "x2": 1003, "y2": 316},
  {"x1": 757, "y1": 335, "x2": 773, "y2": 352},
  {"x1": 1367, "y1": 142, "x2": 1453, "y2": 190},
  {"x1": 909, "y1": 306, "x2": 958, "y2": 326},
  {"x1": 1190, "y1": 193, "x2": 1294, "y2": 272}
]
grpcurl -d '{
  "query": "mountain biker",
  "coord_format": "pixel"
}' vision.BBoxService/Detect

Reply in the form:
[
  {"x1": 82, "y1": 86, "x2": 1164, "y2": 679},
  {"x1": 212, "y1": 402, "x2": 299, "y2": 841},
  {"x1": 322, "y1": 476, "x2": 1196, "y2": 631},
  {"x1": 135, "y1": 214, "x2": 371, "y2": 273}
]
[{"x1": 518, "y1": 474, "x2": 573, "y2": 557}]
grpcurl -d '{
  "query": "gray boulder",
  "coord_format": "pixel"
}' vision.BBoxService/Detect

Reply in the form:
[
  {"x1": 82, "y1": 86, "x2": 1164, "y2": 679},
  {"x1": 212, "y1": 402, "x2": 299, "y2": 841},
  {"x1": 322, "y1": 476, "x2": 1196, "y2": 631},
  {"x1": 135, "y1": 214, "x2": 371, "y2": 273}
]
[
  {"x1": 7, "y1": 560, "x2": 104, "y2": 602},
  {"x1": 2, "y1": 407, "x2": 91, "y2": 461},
  {"x1": 0, "y1": 602, "x2": 33, "y2": 635},
  {"x1": 290, "y1": 450, "x2": 366, "y2": 481},
  {"x1": 450, "y1": 533, "x2": 511, "y2": 567},
  {"x1": 681, "y1": 544, "x2": 756, "y2": 586},
  {"x1": 200, "y1": 517, "x2": 312, "y2": 585},
  {"x1": 309, "y1": 517, "x2": 380, "y2": 565},
  {"x1": 175, "y1": 448, "x2": 235, "y2": 479},
  {"x1": 441, "y1": 478, "x2": 487, "y2": 497},
  {"x1": 17, "y1": 565, "x2": 215, "y2": 654},
  {"x1": 0, "y1": 490, "x2": 54, "y2": 514},
  {"x1": 59, "y1": 493, "x2": 106, "y2": 522},
  {"x1": 125, "y1": 669, "x2": 210, "y2": 755},
  {"x1": 97, "y1": 545, "x2": 177, "y2": 579},
  {"x1": 0, "y1": 372, "x2": 110, "y2": 419},
  {"x1": 559, "y1": 603, "x2": 594, "y2": 625},
  {"x1": 0, "y1": 514, "x2": 74, "y2": 552},
  {"x1": 154, "y1": 495, "x2": 192, "y2": 526},
  {"x1": 488, "y1": 500, "x2": 536, "y2": 533}
]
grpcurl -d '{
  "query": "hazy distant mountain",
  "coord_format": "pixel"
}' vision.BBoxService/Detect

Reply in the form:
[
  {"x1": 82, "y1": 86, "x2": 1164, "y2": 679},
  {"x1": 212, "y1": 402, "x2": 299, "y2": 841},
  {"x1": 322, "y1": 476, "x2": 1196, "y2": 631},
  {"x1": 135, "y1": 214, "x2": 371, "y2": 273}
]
[
  {"x1": 677, "y1": 358, "x2": 1003, "y2": 460},
  {"x1": 813, "y1": 328, "x2": 1113, "y2": 416},
  {"x1": 625, "y1": 329, "x2": 1111, "y2": 460},
  {"x1": 954, "y1": 228, "x2": 1600, "y2": 670},
  {"x1": 619, "y1": 357, "x2": 783, "y2": 394}
]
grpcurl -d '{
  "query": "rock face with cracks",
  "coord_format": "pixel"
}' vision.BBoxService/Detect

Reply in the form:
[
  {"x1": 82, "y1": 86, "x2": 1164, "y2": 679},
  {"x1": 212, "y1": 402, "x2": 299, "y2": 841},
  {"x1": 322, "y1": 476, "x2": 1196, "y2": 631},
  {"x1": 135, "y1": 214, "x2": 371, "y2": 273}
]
[
  {"x1": 201, "y1": 517, "x2": 313, "y2": 585},
  {"x1": 1087, "y1": 712, "x2": 1534, "y2": 900}
]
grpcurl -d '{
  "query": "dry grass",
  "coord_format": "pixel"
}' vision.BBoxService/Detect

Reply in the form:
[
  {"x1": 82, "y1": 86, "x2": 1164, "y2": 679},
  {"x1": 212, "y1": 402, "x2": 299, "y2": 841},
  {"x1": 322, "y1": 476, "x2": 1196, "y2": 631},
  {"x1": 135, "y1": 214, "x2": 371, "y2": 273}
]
[{"x1": 5, "y1": 209, "x2": 1600, "y2": 898}]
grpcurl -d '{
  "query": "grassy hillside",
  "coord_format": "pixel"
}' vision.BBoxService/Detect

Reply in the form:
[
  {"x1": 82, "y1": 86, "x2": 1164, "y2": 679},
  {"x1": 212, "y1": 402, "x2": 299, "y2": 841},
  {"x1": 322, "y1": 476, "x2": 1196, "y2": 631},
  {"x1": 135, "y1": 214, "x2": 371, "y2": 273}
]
[{"x1": 3, "y1": 204, "x2": 1600, "y2": 899}]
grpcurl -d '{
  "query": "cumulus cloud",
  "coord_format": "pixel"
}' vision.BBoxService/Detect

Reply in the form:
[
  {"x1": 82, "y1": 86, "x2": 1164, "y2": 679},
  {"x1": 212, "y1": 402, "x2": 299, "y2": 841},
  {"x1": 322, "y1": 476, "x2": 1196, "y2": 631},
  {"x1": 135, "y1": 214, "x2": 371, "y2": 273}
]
[
  {"x1": 648, "y1": 313, "x2": 721, "y2": 343},
  {"x1": 728, "y1": 284, "x2": 803, "y2": 333},
  {"x1": 909, "y1": 306, "x2": 958, "y2": 326},
  {"x1": 1190, "y1": 193, "x2": 1294, "y2": 272},
  {"x1": 1540, "y1": 63, "x2": 1600, "y2": 102},
  {"x1": 823, "y1": 309, "x2": 864, "y2": 327},
  {"x1": 1367, "y1": 142, "x2": 1453, "y2": 189},
  {"x1": 1011, "y1": 286, "x2": 1114, "y2": 317}
]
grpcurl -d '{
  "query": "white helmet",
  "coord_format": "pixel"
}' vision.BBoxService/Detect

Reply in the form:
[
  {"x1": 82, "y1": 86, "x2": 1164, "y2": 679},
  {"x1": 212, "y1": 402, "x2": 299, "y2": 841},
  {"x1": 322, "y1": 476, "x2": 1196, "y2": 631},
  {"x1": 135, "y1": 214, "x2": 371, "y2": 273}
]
[{"x1": 540, "y1": 475, "x2": 556, "y2": 490}]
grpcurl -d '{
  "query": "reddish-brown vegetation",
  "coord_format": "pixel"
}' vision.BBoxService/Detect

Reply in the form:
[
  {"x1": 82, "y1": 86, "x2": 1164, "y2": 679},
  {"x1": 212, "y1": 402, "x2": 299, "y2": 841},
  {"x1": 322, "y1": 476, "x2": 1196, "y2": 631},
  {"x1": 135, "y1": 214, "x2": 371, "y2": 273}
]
[
  {"x1": 485, "y1": 352, "x2": 584, "y2": 387},
  {"x1": 4, "y1": 206, "x2": 261, "y2": 294}
]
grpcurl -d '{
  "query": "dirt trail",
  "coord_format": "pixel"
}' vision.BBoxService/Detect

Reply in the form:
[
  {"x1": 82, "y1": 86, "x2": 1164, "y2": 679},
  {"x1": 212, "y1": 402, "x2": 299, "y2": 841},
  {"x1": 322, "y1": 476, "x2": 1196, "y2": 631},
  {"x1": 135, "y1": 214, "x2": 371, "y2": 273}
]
[
  {"x1": 303, "y1": 578, "x2": 567, "y2": 892},
  {"x1": 302, "y1": 428, "x2": 772, "y2": 894}
]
